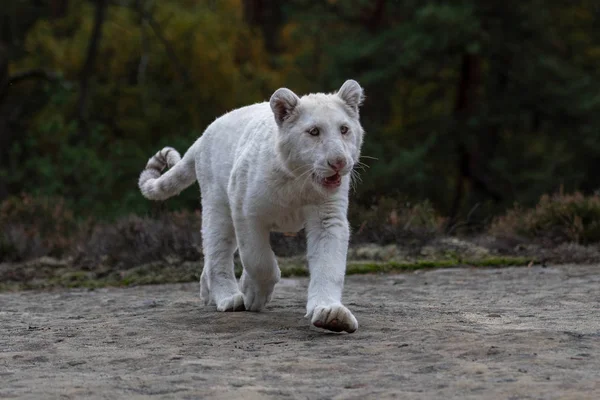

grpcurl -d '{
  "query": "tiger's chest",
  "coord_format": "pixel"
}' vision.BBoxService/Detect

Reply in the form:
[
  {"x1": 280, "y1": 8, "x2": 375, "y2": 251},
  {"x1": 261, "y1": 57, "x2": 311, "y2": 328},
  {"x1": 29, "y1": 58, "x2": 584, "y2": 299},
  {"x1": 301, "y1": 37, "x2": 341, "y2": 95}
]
[{"x1": 268, "y1": 208, "x2": 306, "y2": 233}]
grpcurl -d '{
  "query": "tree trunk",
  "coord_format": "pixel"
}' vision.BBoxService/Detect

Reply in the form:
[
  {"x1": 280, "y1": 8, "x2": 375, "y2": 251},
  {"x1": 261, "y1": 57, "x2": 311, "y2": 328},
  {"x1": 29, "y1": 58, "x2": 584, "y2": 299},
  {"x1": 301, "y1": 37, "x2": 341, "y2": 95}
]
[
  {"x1": 77, "y1": 0, "x2": 107, "y2": 141},
  {"x1": 0, "y1": 44, "x2": 9, "y2": 200},
  {"x1": 367, "y1": 0, "x2": 386, "y2": 32},
  {"x1": 446, "y1": 54, "x2": 481, "y2": 230},
  {"x1": 50, "y1": 0, "x2": 69, "y2": 19},
  {"x1": 242, "y1": 0, "x2": 283, "y2": 54},
  {"x1": 447, "y1": 53, "x2": 509, "y2": 231}
]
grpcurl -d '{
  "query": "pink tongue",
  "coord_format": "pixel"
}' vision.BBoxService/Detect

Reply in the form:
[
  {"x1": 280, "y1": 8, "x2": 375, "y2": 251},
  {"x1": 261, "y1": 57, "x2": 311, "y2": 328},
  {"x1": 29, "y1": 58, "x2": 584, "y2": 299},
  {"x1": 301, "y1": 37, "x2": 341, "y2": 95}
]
[{"x1": 326, "y1": 174, "x2": 339, "y2": 183}]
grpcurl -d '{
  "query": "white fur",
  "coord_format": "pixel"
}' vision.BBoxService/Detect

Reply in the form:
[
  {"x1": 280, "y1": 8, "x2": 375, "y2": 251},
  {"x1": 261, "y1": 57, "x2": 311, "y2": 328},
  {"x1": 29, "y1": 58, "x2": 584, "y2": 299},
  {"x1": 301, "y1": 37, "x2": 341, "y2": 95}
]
[{"x1": 138, "y1": 80, "x2": 365, "y2": 333}]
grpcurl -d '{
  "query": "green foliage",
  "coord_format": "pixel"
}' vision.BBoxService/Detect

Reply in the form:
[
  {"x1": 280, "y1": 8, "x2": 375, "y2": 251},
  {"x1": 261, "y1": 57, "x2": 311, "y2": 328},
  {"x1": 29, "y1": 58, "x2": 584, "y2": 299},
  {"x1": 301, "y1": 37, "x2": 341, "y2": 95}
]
[
  {"x1": 285, "y1": 0, "x2": 600, "y2": 217},
  {"x1": 3, "y1": 0, "x2": 285, "y2": 217},
  {"x1": 491, "y1": 191, "x2": 600, "y2": 244}
]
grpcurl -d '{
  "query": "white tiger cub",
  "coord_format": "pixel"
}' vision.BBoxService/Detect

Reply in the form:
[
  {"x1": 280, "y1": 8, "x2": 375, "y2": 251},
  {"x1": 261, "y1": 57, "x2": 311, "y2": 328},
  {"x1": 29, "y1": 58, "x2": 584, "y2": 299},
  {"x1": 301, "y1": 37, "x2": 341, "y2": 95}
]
[{"x1": 139, "y1": 80, "x2": 365, "y2": 333}]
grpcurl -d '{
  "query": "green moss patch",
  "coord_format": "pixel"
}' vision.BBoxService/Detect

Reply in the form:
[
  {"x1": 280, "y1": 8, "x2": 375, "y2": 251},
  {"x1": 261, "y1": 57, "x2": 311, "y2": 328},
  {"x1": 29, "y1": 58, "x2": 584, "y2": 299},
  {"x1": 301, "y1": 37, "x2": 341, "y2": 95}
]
[{"x1": 0, "y1": 256, "x2": 534, "y2": 292}]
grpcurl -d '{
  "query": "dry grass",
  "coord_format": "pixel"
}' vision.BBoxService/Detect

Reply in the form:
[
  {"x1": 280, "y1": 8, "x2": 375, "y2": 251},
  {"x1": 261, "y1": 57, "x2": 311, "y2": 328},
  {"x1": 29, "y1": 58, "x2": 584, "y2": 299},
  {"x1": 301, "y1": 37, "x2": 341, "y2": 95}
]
[
  {"x1": 0, "y1": 194, "x2": 80, "y2": 261},
  {"x1": 74, "y1": 211, "x2": 203, "y2": 269},
  {"x1": 348, "y1": 197, "x2": 444, "y2": 244},
  {"x1": 491, "y1": 191, "x2": 600, "y2": 245},
  {"x1": 0, "y1": 195, "x2": 203, "y2": 266},
  {"x1": 3, "y1": 191, "x2": 600, "y2": 270},
  {"x1": 4, "y1": 192, "x2": 600, "y2": 292}
]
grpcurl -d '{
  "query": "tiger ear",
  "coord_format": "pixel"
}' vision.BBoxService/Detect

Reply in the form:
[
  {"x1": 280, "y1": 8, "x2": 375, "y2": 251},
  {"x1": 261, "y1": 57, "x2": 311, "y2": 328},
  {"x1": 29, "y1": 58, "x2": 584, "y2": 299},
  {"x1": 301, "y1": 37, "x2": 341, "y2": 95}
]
[
  {"x1": 270, "y1": 88, "x2": 300, "y2": 126},
  {"x1": 337, "y1": 79, "x2": 365, "y2": 114}
]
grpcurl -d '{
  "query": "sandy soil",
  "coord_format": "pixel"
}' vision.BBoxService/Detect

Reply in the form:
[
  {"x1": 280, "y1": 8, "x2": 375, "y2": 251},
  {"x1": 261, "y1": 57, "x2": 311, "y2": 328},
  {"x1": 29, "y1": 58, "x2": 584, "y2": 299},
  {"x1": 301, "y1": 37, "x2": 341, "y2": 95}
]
[{"x1": 1, "y1": 264, "x2": 599, "y2": 399}]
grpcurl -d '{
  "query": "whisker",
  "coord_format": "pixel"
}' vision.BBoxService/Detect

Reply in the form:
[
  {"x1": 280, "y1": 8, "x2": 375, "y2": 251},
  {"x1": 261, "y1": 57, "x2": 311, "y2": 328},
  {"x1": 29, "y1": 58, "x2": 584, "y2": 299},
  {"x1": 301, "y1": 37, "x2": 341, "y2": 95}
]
[
  {"x1": 350, "y1": 170, "x2": 362, "y2": 193},
  {"x1": 272, "y1": 164, "x2": 313, "y2": 199},
  {"x1": 289, "y1": 164, "x2": 313, "y2": 176},
  {"x1": 352, "y1": 166, "x2": 364, "y2": 178},
  {"x1": 294, "y1": 168, "x2": 314, "y2": 183},
  {"x1": 300, "y1": 169, "x2": 314, "y2": 194}
]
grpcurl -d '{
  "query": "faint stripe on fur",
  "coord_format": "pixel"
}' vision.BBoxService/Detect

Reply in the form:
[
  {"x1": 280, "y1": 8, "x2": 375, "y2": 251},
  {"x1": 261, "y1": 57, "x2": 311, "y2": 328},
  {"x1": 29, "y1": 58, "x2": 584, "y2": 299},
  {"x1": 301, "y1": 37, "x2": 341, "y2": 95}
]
[{"x1": 139, "y1": 146, "x2": 195, "y2": 201}]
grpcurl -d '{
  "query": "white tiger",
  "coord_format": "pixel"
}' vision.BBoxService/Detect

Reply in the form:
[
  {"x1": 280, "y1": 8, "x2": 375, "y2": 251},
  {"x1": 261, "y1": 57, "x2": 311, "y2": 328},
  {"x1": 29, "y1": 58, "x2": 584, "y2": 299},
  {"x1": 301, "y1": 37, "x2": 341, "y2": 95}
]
[{"x1": 139, "y1": 80, "x2": 365, "y2": 333}]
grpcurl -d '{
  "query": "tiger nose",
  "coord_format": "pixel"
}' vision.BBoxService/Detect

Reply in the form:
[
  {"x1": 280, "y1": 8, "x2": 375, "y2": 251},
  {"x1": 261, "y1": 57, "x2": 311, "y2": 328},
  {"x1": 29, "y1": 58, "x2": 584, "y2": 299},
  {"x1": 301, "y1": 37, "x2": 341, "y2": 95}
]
[{"x1": 327, "y1": 158, "x2": 346, "y2": 172}]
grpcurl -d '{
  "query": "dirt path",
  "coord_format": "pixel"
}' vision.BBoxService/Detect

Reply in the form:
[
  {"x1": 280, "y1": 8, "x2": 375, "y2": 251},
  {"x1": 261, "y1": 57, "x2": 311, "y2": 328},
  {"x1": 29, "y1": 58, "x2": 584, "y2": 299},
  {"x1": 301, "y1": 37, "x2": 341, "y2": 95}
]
[{"x1": 1, "y1": 264, "x2": 599, "y2": 399}]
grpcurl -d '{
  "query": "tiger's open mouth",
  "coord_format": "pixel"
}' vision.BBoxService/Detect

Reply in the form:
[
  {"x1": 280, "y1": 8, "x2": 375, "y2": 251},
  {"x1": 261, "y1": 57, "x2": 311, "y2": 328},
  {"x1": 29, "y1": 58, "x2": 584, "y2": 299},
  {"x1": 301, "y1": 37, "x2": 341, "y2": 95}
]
[{"x1": 322, "y1": 173, "x2": 341, "y2": 189}]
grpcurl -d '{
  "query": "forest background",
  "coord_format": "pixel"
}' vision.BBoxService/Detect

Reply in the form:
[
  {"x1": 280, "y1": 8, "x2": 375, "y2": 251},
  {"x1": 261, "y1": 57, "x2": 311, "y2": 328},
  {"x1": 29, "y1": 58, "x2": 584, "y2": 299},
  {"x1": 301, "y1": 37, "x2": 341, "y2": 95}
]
[{"x1": 2, "y1": 0, "x2": 600, "y2": 271}]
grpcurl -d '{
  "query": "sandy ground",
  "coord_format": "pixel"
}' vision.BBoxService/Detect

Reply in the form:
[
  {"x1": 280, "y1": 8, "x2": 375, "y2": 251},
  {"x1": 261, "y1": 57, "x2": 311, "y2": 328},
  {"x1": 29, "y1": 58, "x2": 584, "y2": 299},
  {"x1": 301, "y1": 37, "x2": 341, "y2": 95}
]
[{"x1": 1, "y1": 264, "x2": 599, "y2": 399}]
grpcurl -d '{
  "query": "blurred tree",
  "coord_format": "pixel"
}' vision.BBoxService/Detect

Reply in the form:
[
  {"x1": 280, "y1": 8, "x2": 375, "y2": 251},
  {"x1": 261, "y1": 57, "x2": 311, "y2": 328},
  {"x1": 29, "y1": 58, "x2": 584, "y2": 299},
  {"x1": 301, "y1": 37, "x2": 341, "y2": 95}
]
[
  {"x1": 1, "y1": 0, "x2": 286, "y2": 216},
  {"x1": 0, "y1": 0, "x2": 599, "y2": 227},
  {"x1": 281, "y1": 0, "x2": 600, "y2": 226}
]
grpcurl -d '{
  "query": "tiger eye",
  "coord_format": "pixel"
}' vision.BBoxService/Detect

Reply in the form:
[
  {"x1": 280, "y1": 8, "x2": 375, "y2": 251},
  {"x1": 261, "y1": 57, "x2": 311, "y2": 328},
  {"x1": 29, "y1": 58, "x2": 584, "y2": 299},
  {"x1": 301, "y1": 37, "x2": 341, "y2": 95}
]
[{"x1": 308, "y1": 127, "x2": 320, "y2": 136}]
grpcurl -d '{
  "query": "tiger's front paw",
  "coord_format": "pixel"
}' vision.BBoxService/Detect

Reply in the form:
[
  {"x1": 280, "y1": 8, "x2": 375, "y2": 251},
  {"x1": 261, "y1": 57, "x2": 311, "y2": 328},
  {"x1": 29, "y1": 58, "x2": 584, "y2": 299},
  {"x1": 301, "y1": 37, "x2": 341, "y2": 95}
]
[
  {"x1": 306, "y1": 303, "x2": 358, "y2": 333},
  {"x1": 239, "y1": 271, "x2": 278, "y2": 312}
]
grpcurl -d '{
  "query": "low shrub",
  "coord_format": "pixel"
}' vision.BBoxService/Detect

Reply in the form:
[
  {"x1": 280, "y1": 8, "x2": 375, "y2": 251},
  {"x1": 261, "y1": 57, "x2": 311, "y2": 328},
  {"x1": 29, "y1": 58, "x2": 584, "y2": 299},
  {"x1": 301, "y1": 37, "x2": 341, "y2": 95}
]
[
  {"x1": 74, "y1": 210, "x2": 203, "y2": 268},
  {"x1": 348, "y1": 197, "x2": 444, "y2": 244},
  {"x1": 0, "y1": 194, "x2": 81, "y2": 261},
  {"x1": 0, "y1": 194, "x2": 447, "y2": 262},
  {"x1": 490, "y1": 191, "x2": 600, "y2": 244}
]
